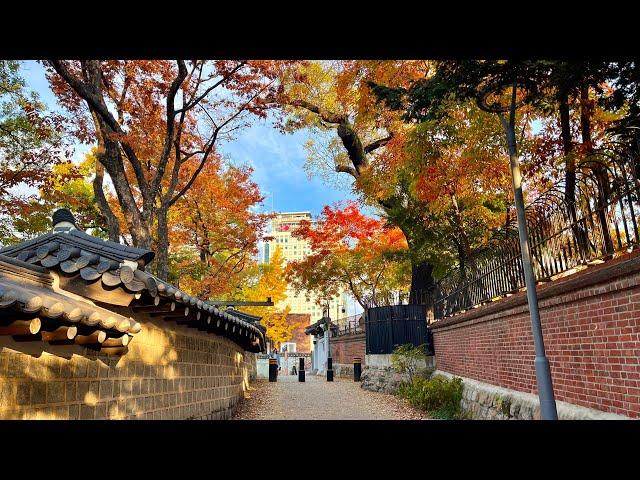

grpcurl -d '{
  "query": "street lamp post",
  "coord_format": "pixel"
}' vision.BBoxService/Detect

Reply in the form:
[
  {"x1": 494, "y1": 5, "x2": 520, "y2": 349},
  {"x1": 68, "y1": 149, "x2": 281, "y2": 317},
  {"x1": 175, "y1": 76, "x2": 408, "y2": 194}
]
[
  {"x1": 324, "y1": 301, "x2": 334, "y2": 381},
  {"x1": 503, "y1": 92, "x2": 558, "y2": 420}
]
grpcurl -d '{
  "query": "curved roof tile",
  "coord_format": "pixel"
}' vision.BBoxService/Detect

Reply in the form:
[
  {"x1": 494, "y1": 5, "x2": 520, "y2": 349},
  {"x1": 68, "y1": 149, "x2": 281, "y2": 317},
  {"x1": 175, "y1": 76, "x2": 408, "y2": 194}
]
[{"x1": 1, "y1": 226, "x2": 267, "y2": 353}]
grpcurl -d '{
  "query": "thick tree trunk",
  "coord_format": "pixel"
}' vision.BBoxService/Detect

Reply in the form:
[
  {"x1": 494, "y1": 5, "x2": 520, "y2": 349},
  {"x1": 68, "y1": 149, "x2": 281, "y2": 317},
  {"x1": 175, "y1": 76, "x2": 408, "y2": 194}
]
[
  {"x1": 92, "y1": 144, "x2": 120, "y2": 242},
  {"x1": 52, "y1": 61, "x2": 153, "y2": 252},
  {"x1": 106, "y1": 158, "x2": 152, "y2": 250},
  {"x1": 581, "y1": 85, "x2": 614, "y2": 256},
  {"x1": 155, "y1": 207, "x2": 169, "y2": 280},
  {"x1": 559, "y1": 92, "x2": 589, "y2": 259},
  {"x1": 93, "y1": 123, "x2": 120, "y2": 242},
  {"x1": 408, "y1": 259, "x2": 434, "y2": 318}
]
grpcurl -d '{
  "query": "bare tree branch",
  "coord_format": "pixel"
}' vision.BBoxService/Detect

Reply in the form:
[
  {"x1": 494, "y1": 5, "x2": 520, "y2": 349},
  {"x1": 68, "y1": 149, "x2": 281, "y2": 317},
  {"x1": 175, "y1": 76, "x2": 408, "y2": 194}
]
[
  {"x1": 178, "y1": 61, "x2": 247, "y2": 113},
  {"x1": 150, "y1": 60, "x2": 188, "y2": 198}
]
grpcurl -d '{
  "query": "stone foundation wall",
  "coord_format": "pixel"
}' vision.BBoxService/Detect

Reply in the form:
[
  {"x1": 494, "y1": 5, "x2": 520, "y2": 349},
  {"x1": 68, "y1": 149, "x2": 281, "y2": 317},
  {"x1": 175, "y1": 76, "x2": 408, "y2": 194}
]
[
  {"x1": 360, "y1": 354, "x2": 435, "y2": 394},
  {"x1": 360, "y1": 365, "x2": 407, "y2": 394},
  {"x1": 332, "y1": 363, "x2": 355, "y2": 379},
  {"x1": 0, "y1": 314, "x2": 255, "y2": 420},
  {"x1": 435, "y1": 371, "x2": 629, "y2": 420}
]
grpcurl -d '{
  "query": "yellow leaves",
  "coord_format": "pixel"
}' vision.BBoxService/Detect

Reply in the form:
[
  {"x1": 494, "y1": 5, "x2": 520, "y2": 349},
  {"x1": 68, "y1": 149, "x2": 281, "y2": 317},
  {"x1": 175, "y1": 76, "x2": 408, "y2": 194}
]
[
  {"x1": 167, "y1": 158, "x2": 269, "y2": 299},
  {"x1": 260, "y1": 305, "x2": 295, "y2": 349},
  {"x1": 239, "y1": 246, "x2": 292, "y2": 346},
  {"x1": 283, "y1": 61, "x2": 341, "y2": 118}
]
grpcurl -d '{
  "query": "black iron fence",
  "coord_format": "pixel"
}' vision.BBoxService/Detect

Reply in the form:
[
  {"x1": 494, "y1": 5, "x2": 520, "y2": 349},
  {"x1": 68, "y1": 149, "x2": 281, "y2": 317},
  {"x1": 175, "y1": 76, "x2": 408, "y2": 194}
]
[
  {"x1": 365, "y1": 304, "x2": 434, "y2": 355},
  {"x1": 334, "y1": 313, "x2": 365, "y2": 337},
  {"x1": 430, "y1": 146, "x2": 640, "y2": 320}
]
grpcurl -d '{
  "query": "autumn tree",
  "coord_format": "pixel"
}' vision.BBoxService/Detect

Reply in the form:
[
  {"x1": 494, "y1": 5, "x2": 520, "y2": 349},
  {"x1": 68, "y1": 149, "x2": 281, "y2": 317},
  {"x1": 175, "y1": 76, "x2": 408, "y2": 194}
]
[
  {"x1": 286, "y1": 201, "x2": 411, "y2": 309},
  {"x1": 0, "y1": 60, "x2": 69, "y2": 241},
  {"x1": 400, "y1": 100, "x2": 514, "y2": 277},
  {"x1": 269, "y1": 61, "x2": 443, "y2": 304},
  {"x1": 239, "y1": 246, "x2": 294, "y2": 348},
  {"x1": 167, "y1": 158, "x2": 271, "y2": 298},
  {"x1": 374, "y1": 61, "x2": 631, "y2": 260},
  {"x1": 45, "y1": 60, "x2": 288, "y2": 279},
  {"x1": 604, "y1": 61, "x2": 640, "y2": 148},
  {"x1": 1, "y1": 153, "x2": 112, "y2": 245},
  {"x1": 271, "y1": 61, "x2": 518, "y2": 310}
]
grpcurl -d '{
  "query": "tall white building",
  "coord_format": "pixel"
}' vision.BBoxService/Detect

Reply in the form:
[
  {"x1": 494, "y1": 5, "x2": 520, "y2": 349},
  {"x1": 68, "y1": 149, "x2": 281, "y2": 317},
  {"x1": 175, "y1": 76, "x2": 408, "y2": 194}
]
[{"x1": 264, "y1": 212, "x2": 347, "y2": 322}]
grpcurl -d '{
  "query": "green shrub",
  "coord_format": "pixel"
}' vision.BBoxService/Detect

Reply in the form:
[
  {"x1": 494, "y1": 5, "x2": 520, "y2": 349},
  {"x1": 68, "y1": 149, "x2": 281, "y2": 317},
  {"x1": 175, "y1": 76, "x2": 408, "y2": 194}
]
[
  {"x1": 398, "y1": 375, "x2": 464, "y2": 419},
  {"x1": 390, "y1": 343, "x2": 427, "y2": 383}
]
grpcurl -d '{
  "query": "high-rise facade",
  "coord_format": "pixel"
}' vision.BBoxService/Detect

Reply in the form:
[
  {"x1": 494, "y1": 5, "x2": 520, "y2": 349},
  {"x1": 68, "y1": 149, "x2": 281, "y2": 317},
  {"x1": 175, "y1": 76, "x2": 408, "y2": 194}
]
[{"x1": 265, "y1": 212, "x2": 347, "y2": 323}]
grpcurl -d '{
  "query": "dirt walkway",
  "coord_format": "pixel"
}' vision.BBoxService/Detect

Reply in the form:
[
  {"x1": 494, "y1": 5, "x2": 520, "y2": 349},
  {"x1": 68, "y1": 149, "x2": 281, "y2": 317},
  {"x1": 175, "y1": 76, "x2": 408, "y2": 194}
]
[{"x1": 233, "y1": 374, "x2": 430, "y2": 420}]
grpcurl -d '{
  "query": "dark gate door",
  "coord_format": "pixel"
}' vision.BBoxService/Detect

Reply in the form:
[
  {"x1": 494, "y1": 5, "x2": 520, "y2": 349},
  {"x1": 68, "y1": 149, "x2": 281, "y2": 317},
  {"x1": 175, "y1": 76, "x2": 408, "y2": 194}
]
[{"x1": 365, "y1": 305, "x2": 434, "y2": 355}]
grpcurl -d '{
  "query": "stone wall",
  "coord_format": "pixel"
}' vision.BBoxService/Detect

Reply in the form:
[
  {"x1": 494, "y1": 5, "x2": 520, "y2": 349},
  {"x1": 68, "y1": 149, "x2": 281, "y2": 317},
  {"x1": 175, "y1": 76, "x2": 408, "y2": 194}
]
[
  {"x1": 431, "y1": 250, "x2": 640, "y2": 418},
  {"x1": 435, "y1": 371, "x2": 628, "y2": 420},
  {"x1": 360, "y1": 354, "x2": 435, "y2": 394},
  {"x1": 330, "y1": 363, "x2": 354, "y2": 378},
  {"x1": 0, "y1": 313, "x2": 255, "y2": 420}
]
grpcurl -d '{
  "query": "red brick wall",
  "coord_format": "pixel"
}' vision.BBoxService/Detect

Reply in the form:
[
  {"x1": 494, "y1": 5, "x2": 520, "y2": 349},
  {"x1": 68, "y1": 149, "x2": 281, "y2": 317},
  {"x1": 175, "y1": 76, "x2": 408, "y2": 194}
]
[
  {"x1": 431, "y1": 252, "x2": 640, "y2": 418},
  {"x1": 331, "y1": 333, "x2": 366, "y2": 365}
]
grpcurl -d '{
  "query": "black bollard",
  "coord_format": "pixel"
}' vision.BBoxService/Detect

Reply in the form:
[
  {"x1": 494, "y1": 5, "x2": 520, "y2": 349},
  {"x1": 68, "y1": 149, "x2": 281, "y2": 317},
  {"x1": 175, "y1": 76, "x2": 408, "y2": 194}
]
[
  {"x1": 353, "y1": 356, "x2": 362, "y2": 382},
  {"x1": 327, "y1": 357, "x2": 334, "y2": 382},
  {"x1": 268, "y1": 358, "x2": 278, "y2": 382},
  {"x1": 298, "y1": 357, "x2": 305, "y2": 382}
]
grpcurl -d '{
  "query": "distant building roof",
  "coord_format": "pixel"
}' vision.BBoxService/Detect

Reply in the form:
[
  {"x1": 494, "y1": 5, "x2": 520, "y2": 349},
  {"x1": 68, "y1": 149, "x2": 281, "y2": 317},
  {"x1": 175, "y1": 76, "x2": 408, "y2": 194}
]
[{"x1": 274, "y1": 212, "x2": 312, "y2": 216}]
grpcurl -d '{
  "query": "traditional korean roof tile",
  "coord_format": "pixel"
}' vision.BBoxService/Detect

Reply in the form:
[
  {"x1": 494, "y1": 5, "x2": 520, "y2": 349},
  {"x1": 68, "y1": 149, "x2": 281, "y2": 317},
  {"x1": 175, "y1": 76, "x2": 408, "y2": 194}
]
[
  {"x1": 304, "y1": 317, "x2": 337, "y2": 336},
  {"x1": 0, "y1": 210, "x2": 266, "y2": 353},
  {"x1": 225, "y1": 308, "x2": 262, "y2": 324},
  {"x1": 0, "y1": 229, "x2": 155, "y2": 267},
  {"x1": 0, "y1": 254, "x2": 139, "y2": 354}
]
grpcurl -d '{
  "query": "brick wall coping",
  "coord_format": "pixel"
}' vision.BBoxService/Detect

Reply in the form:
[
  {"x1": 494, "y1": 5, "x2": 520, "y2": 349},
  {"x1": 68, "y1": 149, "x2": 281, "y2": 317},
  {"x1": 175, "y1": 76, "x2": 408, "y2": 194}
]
[
  {"x1": 331, "y1": 332, "x2": 366, "y2": 341},
  {"x1": 431, "y1": 249, "x2": 640, "y2": 332}
]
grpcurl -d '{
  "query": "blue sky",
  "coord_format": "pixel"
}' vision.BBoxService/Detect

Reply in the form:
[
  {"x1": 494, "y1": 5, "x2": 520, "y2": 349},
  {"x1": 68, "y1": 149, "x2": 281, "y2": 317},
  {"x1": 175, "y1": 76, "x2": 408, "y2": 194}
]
[{"x1": 20, "y1": 61, "x2": 357, "y2": 218}]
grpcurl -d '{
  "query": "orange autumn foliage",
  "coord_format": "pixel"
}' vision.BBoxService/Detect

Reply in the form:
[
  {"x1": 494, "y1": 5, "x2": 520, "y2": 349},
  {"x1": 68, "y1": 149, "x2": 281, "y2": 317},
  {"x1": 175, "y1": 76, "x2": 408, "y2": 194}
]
[
  {"x1": 45, "y1": 60, "x2": 294, "y2": 278},
  {"x1": 286, "y1": 201, "x2": 410, "y2": 308},
  {"x1": 167, "y1": 158, "x2": 271, "y2": 299}
]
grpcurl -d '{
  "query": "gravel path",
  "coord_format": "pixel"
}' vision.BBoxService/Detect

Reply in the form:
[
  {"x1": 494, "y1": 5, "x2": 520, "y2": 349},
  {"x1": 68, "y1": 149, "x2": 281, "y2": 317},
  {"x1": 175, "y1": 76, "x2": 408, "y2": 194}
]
[{"x1": 233, "y1": 374, "x2": 430, "y2": 420}]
